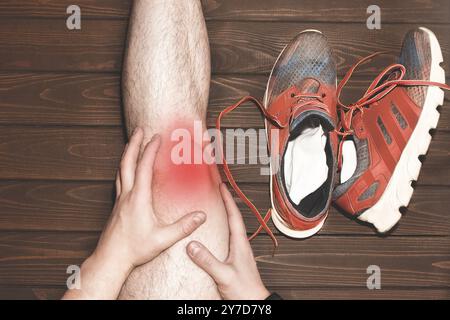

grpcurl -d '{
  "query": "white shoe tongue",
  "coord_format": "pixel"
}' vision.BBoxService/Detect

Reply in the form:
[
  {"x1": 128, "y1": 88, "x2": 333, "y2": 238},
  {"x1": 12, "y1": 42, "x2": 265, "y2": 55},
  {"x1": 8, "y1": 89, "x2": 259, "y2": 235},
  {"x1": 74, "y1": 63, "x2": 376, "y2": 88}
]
[{"x1": 284, "y1": 124, "x2": 329, "y2": 205}]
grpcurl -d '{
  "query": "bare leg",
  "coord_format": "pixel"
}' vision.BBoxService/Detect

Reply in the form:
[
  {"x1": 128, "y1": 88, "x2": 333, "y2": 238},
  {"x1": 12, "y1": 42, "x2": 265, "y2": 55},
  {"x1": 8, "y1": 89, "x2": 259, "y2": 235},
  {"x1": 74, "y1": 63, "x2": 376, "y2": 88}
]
[{"x1": 119, "y1": 0, "x2": 229, "y2": 299}]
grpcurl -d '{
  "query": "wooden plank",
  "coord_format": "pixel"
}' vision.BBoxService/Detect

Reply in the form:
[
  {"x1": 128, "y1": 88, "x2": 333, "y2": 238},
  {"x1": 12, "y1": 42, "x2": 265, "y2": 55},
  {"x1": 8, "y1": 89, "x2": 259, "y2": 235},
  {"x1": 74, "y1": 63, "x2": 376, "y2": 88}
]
[
  {"x1": 0, "y1": 231, "x2": 448, "y2": 287},
  {"x1": 0, "y1": 73, "x2": 122, "y2": 126},
  {"x1": 270, "y1": 287, "x2": 450, "y2": 299},
  {"x1": 0, "y1": 19, "x2": 126, "y2": 73},
  {"x1": 1, "y1": 0, "x2": 448, "y2": 24},
  {"x1": 1, "y1": 73, "x2": 449, "y2": 129},
  {"x1": 202, "y1": 0, "x2": 450, "y2": 23},
  {"x1": 0, "y1": 126, "x2": 125, "y2": 181},
  {"x1": 0, "y1": 1, "x2": 131, "y2": 19},
  {"x1": 0, "y1": 286, "x2": 448, "y2": 300},
  {"x1": 0, "y1": 181, "x2": 113, "y2": 232},
  {"x1": 208, "y1": 21, "x2": 450, "y2": 75},
  {"x1": 0, "y1": 19, "x2": 449, "y2": 75},
  {"x1": 0, "y1": 232, "x2": 95, "y2": 287},
  {"x1": 0, "y1": 181, "x2": 448, "y2": 236},
  {"x1": 0, "y1": 126, "x2": 448, "y2": 185},
  {"x1": 0, "y1": 287, "x2": 65, "y2": 300},
  {"x1": 253, "y1": 236, "x2": 450, "y2": 288}
]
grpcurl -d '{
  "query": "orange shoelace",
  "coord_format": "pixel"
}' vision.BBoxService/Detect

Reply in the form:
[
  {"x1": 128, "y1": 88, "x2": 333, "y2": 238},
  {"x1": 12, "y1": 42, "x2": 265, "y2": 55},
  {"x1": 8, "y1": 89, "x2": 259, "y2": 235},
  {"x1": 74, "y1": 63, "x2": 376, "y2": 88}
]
[
  {"x1": 335, "y1": 52, "x2": 450, "y2": 171},
  {"x1": 216, "y1": 93, "x2": 328, "y2": 247}
]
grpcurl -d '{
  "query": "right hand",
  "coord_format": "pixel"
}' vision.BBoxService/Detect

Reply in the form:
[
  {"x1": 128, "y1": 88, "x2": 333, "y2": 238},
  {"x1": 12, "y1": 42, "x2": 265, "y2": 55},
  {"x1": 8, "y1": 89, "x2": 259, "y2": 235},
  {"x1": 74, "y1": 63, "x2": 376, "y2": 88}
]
[{"x1": 186, "y1": 183, "x2": 270, "y2": 300}]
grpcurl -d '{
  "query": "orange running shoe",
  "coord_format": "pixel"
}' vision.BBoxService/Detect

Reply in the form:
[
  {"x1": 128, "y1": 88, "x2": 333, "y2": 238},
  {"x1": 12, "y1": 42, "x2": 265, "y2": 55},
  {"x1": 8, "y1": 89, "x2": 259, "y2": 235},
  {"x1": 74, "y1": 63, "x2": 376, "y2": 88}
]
[
  {"x1": 264, "y1": 30, "x2": 339, "y2": 238},
  {"x1": 216, "y1": 30, "x2": 339, "y2": 242},
  {"x1": 333, "y1": 28, "x2": 450, "y2": 233}
]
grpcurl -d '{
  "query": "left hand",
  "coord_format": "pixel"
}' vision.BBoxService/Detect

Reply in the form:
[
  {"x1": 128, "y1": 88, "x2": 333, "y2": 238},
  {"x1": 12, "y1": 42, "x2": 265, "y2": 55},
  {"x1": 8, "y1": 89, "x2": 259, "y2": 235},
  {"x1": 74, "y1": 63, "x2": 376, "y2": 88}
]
[{"x1": 63, "y1": 128, "x2": 206, "y2": 299}]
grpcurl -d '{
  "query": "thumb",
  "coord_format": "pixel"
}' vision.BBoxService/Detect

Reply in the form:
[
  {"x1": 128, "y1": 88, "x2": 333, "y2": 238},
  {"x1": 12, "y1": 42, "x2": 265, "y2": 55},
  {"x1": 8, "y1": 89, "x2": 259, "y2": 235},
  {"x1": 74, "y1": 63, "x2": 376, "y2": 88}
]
[
  {"x1": 187, "y1": 241, "x2": 231, "y2": 284},
  {"x1": 158, "y1": 211, "x2": 206, "y2": 250}
]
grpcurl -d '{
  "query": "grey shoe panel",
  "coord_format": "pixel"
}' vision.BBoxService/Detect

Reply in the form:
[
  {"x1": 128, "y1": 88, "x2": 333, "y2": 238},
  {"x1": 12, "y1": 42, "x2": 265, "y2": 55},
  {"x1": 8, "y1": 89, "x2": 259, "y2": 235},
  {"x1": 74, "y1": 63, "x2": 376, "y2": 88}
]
[
  {"x1": 266, "y1": 31, "x2": 336, "y2": 107},
  {"x1": 399, "y1": 28, "x2": 432, "y2": 108},
  {"x1": 333, "y1": 136, "x2": 370, "y2": 200}
]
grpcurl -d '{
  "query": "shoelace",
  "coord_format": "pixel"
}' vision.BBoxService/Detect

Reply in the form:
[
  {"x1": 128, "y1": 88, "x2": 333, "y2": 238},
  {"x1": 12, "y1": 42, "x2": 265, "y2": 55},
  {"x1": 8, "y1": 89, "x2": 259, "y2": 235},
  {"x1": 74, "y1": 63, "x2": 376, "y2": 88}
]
[
  {"x1": 335, "y1": 52, "x2": 450, "y2": 171},
  {"x1": 216, "y1": 93, "x2": 328, "y2": 247}
]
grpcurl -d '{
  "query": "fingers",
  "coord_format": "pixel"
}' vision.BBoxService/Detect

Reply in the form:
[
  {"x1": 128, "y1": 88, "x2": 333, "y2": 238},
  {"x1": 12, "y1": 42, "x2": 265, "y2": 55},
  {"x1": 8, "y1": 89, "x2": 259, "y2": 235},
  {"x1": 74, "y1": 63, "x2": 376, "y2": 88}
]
[
  {"x1": 187, "y1": 241, "x2": 231, "y2": 284},
  {"x1": 134, "y1": 134, "x2": 161, "y2": 194},
  {"x1": 120, "y1": 128, "x2": 144, "y2": 193},
  {"x1": 220, "y1": 183, "x2": 248, "y2": 241},
  {"x1": 157, "y1": 211, "x2": 206, "y2": 250}
]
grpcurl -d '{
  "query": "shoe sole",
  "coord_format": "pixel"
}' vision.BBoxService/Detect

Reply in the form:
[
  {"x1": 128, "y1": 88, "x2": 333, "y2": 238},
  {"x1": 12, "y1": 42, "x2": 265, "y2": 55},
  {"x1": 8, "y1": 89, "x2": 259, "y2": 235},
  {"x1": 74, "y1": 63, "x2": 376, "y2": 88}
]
[
  {"x1": 264, "y1": 29, "x2": 328, "y2": 239},
  {"x1": 357, "y1": 27, "x2": 445, "y2": 233}
]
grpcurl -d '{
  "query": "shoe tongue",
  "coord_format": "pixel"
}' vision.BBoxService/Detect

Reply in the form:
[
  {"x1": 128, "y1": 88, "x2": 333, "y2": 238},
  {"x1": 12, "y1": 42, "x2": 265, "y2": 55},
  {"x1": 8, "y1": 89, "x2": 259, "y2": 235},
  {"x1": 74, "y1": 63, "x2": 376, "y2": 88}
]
[
  {"x1": 296, "y1": 78, "x2": 320, "y2": 94},
  {"x1": 290, "y1": 78, "x2": 335, "y2": 132}
]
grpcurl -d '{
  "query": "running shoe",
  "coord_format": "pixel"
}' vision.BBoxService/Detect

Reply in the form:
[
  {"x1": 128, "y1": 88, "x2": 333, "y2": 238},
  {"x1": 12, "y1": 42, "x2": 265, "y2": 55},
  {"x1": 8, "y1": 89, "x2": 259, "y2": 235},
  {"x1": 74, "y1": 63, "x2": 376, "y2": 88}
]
[
  {"x1": 264, "y1": 30, "x2": 339, "y2": 238},
  {"x1": 216, "y1": 30, "x2": 339, "y2": 242},
  {"x1": 333, "y1": 27, "x2": 449, "y2": 233}
]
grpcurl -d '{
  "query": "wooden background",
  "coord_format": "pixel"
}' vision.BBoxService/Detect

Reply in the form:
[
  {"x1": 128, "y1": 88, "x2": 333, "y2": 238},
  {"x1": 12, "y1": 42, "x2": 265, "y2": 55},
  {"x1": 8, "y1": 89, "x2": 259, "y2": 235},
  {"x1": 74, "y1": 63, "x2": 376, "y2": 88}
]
[{"x1": 0, "y1": 0, "x2": 449, "y2": 299}]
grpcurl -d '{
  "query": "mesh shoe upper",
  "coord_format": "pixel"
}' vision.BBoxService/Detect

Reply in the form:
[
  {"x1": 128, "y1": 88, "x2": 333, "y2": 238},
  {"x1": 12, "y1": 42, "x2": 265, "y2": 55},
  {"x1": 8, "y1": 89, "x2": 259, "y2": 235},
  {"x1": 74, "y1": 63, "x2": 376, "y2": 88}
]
[
  {"x1": 399, "y1": 29, "x2": 432, "y2": 107},
  {"x1": 265, "y1": 31, "x2": 336, "y2": 107}
]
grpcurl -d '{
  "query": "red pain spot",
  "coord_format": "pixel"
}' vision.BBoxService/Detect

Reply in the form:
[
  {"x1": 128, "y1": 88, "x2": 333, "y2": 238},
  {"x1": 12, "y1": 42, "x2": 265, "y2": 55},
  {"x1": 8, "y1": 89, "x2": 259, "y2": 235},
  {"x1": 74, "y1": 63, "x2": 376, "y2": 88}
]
[{"x1": 153, "y1": 122, "x2": 216, "y2": 203}]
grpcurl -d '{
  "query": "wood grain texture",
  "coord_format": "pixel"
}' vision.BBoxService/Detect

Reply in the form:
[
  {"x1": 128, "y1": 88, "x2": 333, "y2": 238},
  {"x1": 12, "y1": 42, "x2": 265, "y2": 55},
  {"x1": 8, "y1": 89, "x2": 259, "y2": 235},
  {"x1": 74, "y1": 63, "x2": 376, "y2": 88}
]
[
  {"x1": 0, "y1": 19, "x2": 126, "y2": 72},
  {"x1": 0, "y1": 126, "x2": 448, "y2": 185},
  {"x1": 1, "y1": 286, "x2": 448, "y2": 300},
  {"x1": 1, "y1": 0, "x2": 448, "y2": 24},
  {"x1": 0, "y1": 0, "x2": 131, "y2": 19},
  {"x1": 270, "y1": 287, "x2": 450, "y2": 299},
  {"x1": 0, "y1": 287, "x2": 65, "y2": 300},
  {"x1": 254, "y1": 236, "x2": 450, "y2": 288},
  {"x1": 0, "y1": 0, "x2": 449, "y2": 300},
  {"x1": 0, "y1": 231, "x2": 448, "y2": 288},
  {"x1": 202, "y1": 0, "x2": 450, "y2": 23},
  {"x1": 0, "y1": 126, "x2": 125, "y2": 181},
  {"x1": 208, "y1": 22, "x2": 450, "y2": 75},
  {"x1": 0, "y1": 181, "x2": 448, "y2": 236},
  {"x1": 0, "y1": 19, "x2": 448, "y2": 75},
  {"x1": 0, "y1": 73, "x2": 122, "y2": 126},
  {"x1": 0, "y1": 73, "x2": 449, "y2": 129}
]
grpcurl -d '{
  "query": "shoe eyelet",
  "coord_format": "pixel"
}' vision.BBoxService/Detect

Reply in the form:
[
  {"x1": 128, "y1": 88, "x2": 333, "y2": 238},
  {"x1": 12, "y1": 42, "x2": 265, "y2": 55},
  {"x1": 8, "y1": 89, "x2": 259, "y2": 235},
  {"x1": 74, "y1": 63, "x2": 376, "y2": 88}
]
[
  {"x1": 290, "y1": 93, "x2": 295, "y2": 98},
  {"x1": 321, "y1": 93, "x2": 326, "y2": 98}
]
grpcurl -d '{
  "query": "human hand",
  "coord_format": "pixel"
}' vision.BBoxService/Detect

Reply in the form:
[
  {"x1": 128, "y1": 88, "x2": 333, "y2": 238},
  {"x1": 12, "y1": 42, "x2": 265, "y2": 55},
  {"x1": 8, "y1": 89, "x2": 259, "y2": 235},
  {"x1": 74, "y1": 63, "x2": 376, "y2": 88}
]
[
  {"x1": 96, "y1": 128, "x2": 206, "y2": 269},
  {"x1": 63, "y1": 128, "x2": 206, "y2": 299},
  {"x1": 186, "y1": 183, "x2": 270, "y2": 300}
]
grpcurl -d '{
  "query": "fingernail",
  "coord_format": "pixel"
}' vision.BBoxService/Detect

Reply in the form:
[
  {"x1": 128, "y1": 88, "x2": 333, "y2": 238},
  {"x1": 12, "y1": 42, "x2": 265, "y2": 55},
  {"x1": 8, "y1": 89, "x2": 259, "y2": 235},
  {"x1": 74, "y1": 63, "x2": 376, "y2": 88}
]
[
  {"x1": 188, "y1": 242, "x2": 201, "y2": 256},
  {"x1": 193, "y1": 212, "x2": 206, "y2": 225}
]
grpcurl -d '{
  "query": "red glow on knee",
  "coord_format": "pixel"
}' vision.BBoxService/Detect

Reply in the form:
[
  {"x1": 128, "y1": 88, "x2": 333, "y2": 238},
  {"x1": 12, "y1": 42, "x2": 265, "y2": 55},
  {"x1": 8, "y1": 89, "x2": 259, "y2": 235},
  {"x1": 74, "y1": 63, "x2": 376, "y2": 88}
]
[{"x1": 153, "y1": 121, "x2": 218, "y2": 203}]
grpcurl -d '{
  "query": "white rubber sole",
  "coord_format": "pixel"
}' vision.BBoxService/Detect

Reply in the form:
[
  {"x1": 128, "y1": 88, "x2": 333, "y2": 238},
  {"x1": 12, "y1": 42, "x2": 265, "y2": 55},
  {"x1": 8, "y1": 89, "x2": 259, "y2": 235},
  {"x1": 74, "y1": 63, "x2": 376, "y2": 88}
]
[
  {"x1": 271, "y1": 200, "x2": 327, "y2": 238},
  {"x1": 264, "y1": 29, "x2": 327, "y2": 239},
  {"x1": 358, "y1": 27, "x2": 446, "y2": 233}
]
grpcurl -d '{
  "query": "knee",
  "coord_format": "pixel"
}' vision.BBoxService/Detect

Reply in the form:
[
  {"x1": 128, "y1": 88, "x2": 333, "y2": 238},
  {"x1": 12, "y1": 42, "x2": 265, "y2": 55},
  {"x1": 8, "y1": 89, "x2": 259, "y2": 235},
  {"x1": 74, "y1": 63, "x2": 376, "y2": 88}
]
[{"x1": 152, "y1": 120, "x2": 221, "y2": 206}]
